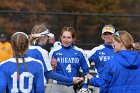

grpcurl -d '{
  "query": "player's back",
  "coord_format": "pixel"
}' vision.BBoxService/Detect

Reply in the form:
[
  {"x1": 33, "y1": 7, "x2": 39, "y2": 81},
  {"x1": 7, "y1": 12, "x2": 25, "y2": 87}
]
[
  {"x1": 27, "y1": 45, "x2": 52, "y2": 72},
  {"x1": 0, "y1": 56, "x2": 45, "y2": 93}
]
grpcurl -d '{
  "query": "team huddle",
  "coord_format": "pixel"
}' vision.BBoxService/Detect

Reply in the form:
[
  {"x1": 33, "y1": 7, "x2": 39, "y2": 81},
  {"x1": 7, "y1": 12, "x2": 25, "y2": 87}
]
[{"x1": 0, "y1": 24, "x2": 140, "y2": 93}]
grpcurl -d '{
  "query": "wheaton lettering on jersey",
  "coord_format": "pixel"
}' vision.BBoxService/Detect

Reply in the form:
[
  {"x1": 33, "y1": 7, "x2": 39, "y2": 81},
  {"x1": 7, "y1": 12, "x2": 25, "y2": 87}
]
[
  {"x1": 57, "y1": 57, "x2": 79, "y2": 63},
  {"x1": 98, "y1": 51, "x2": 114, "y2": 61},
  {"x1": 99, "y1": 56, "x2": 114, "y2": 62}
]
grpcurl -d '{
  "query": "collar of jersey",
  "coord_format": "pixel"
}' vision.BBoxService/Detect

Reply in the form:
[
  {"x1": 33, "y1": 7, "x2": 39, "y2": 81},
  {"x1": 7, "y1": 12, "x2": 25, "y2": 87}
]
[
  {"x1": 62, "y1": 44, "x2": 73, "y2": 49},
  {"x1": 33, "y1": 44, "x2": 44, "y2": 48},
  {"x1": 104, "y1": 43, "x2": 113, "y2": 49}
]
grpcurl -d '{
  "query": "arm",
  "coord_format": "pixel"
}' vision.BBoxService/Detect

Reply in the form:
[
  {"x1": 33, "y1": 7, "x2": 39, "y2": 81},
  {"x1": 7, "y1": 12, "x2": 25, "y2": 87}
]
[
  {"x1": 45, "y1": 70, "x2": 73, "y2": 83},
  {"x1": 74, "y1": 46, "x2": 90, "y2": 67},
  {"x1": 89, "y1": 77, "x2": 104, "y2": 87},
  {"x1": 80, "y1": 53, "x2": 90, "y2": 75},
  {"x1": 49, "y1": 49, "x2": 58, "y2": 71},
  {"x1": 87, "y1": 61, "x2": 112, "y2": 87},
  {"x1": 88, "y1": 45, "x2": 105, "y2": 64},
  {"x1": 48, "y1": 49, "x2": 73, "y2": 82},
  {"x1": 34, "y1": 66, "x2": 45, "y2": 93},
  {"x1": 45, "y1": 70, "x2": 83, "y2": 84}
]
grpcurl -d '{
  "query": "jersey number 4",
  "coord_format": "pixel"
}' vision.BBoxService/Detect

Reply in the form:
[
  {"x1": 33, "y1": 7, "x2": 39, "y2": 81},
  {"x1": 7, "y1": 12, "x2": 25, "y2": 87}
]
[
  {"x1": 11, "y1": 72, "x2": 33, "y2": 93},
  {"x1": 66, "y1": 64, "x2": 72, "y2": 72}
]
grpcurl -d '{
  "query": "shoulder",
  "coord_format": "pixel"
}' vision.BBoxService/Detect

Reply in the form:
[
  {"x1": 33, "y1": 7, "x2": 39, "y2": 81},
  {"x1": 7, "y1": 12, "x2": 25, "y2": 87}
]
[
  {"x1": 0, "y1": 57, "x2": 44, "y2": 72},
  {"x1": 29, "y1": 45, "x2": 44, "y2": 50},
  {"x1": 27, "y1": 57, "x2": 44, "y2": 67},
  {"x1": 0, "y1": 58, "x2": 15, "y2": 66},
  {"x1": 0, "y1": 42, "x2": 11, "y2": 46},
  {"x1": 88, "y1": 44, "x2": 105, "y2": 57},
  {"x1": 0, "y1": 58, "x2": 18, "y2": 70},
  {"x1": 29, "y1": 45, "x2": 48, "y2": 54},
  {"x1": 1, "y1": 57, "x2": 43, "y2": 66},
  {"x1": 73, "y1": 46, "x2": 87, "y2": 56},
  {"x1": 5, "y1": 42, "x2": 11, "y2": 46},
  {"x1": 26, "y1": 57, "x2": 45, "y2": 72},
  {"x1": 73, "y1": 46, "x2": 84, "y2": 52},
  {"x1": 91, "y1": 44, "x2": 105, "y2": 52},
  {"x1": 49, "y1": 46, "x2": 62, "y2": 55}
]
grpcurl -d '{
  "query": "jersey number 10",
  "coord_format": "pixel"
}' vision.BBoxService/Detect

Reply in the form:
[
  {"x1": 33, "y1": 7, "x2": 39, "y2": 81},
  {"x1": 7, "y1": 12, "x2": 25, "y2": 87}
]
[{"x1": 11, "y1": 72, "x2": 33, "y2": 93}]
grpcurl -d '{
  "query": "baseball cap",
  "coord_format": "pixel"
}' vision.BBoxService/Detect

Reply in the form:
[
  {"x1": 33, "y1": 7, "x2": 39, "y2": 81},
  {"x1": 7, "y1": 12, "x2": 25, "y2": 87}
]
[
  {"x1": 102, "y1": 25, "x2": 115, "y2": 34},
  {"x1": 31, "y1": 29, "x2": 53, "y2": 37},
  {"x1": 0, "y1": 33, "x2": 7, "y2": 41}
]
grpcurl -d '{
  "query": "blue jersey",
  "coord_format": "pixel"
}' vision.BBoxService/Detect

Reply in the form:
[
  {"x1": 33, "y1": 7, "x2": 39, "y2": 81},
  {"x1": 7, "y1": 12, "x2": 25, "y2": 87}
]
[
  {"x1": 27, "y1": 45, "x2": 52, "y2": 72},
  {"x1": 89, "y1": 50, "x2": 140, "y2": 93},
  {"x1": 49, "y1": 45, "x2": 90, "y2": 85},
  {"x1": 0, "y1": 55, "x2": 45, "y2": 93},
  {"x1": 27, "y1": 45, "x2": 73, "y2": 84},
  {"x1": 88, "y1": 43, "x2": 115, "y2": 76},
  {"x1": 0, "y1": 68, "x2": 6, "y2": 92}
]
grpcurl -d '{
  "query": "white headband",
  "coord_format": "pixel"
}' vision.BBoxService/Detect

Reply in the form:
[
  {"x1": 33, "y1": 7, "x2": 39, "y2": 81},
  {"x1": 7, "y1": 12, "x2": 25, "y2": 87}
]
[{"x1": 31, "y1": 29, "x2": 53, "y2": 37}]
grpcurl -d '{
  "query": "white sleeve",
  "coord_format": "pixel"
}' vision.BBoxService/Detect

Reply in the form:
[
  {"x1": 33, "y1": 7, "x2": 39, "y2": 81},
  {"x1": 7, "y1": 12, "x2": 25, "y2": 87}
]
[
  {"x1": 88, "y1": 44, "x2": 105, "y2": 58},
  {"x1": 74, "y1": 46, "x2": 90, "y2": 67},
  {"x1": 39, "y1": 48, "x2": 52, "y2": 71}
]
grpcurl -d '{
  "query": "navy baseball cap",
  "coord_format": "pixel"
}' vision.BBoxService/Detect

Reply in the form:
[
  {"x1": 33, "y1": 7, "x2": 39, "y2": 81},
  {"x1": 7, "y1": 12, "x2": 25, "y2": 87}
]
[{"x1": 0, "y1": 33, "x2": 7, "y2": 41}]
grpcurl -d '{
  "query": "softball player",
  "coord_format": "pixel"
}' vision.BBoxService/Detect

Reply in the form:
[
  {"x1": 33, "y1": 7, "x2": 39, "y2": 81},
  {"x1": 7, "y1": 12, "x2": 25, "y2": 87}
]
[
  {"x1": 87, "y1": 31, "x2": 140, "y2": 93},
  {"x1": 27, "y1": 24, "x2": 83, "y2": 88},
  {"x1": 88, "y1": 25, "x2": 116, "y2": 93},
  {"x1": 88, "y1": 24, "x2": 115, "y2": 76},
  {"x1": 49, "y1": 26, "x2": 90, "y2": 93},
  {"x1": 0, "y1": 32, "x2": 45, "y2": 93}
]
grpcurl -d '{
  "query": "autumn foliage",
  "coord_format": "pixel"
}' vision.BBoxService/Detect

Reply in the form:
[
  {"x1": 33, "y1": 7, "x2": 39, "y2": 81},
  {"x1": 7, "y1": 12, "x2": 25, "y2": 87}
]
[{"x1": 0, "y1": 0, "x2": 140, "y2": 46}]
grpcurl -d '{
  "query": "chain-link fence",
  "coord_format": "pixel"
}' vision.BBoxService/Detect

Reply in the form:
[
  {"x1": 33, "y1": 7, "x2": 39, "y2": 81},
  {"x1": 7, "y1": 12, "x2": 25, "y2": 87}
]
[{"x1": 0, "y1": 11, "x2": 140, "y2": 49}]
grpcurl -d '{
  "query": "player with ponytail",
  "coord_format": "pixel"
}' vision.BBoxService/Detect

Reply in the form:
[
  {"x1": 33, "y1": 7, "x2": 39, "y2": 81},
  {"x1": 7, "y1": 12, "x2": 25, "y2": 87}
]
[{"x1": 0, "y1": 32, "x2": 45, "y2": 93}]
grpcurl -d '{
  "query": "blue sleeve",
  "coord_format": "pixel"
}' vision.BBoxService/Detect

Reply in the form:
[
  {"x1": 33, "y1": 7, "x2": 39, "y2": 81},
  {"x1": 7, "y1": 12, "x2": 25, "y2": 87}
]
[
  {"x1": 88, "y1": 51, "x2": 98, "y2": 64},
  {"x1": 37, "y1": 51, "x2": 48, "y2": 72},
  {"x1": 0, "y1": 68, "x2": 7, "y2": 93},
  {"x1": 45, "y1": 70, "x2": 73, "y2": 83},
  {"x1": 52, "y1": 51, "x2": 57, "y2": 58},
  {"x1": 82, "y1": 84, "x2": 88, "y2": 88},
  {"x1": 89, "y1": 61, "x2": 112, "y2": 87},
  {"x1": 80, "y1": 53, "x2": 90, "y2": 75},
  {"x1": 34, "y1": 66, "x2": 45, "y2": 93},
  {"x1": 89, "y1": 77, "x2": 104, "y2": 87},
  {"x1": 27, "y1": 49, "x2": 48, "y2": 72}
]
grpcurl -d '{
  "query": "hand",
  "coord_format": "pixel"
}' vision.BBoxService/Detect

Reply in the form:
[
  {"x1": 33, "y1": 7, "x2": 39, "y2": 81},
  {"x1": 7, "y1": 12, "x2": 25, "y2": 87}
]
[
  {"x1": 85, "y1": 74, "x2": 93, "y2": 79},
  {"x1": 73, "y1": 77, "x2": 83, "y2": 84},
  {"x1": 51, "y1": 57, "x2": 57, "y2": 71}
]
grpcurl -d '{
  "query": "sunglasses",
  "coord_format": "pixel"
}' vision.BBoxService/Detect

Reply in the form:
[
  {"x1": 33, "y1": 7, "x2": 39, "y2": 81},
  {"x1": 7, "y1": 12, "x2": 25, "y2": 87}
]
[{"x1": 114, "y1": 31, "x2": 120, "y2": 38}]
